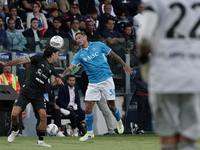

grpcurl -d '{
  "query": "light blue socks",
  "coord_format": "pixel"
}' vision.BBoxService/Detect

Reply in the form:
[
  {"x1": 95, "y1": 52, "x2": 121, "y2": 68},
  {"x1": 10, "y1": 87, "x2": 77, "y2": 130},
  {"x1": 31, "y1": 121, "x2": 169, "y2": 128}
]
[
  {"x1": 112, "y1": 107, "x2": 121, "y2": 122},
  {"x1": 85, "y1": 113, "x2": 93, "y2": 131}
]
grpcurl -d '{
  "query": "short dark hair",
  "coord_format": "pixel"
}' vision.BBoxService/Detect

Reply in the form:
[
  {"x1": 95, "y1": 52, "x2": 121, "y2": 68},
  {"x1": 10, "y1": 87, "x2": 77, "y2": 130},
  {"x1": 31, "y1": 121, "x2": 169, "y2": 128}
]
[
  {"x1": 90, "y1": 8, "x2": 97, "y2": 14},
  {"x1": 43, "y1": 46, "x2": 59, "y2": 58},
  {"x1": 50, "y1": 8, "x2": 58, "y2": 14},
  {"x1": 31, "y1": 18, "x2": 38, "y2": 23},
  {"x1": 8, "y1": 18, "x2": 15, "y2": 24},
  {"x1": 9, "y1": 6, "x2": 17, "y2": 11},
  {"x1": 53, "y1": 17, "x2": 61, "y2": 23},
  {"x1": 117, "y1": 10, "x2": 127, "y2": 17},
  {"x1": 123, "y1": 24, "x2": 132, "y2": 30},
  {"x1": 33, "y1": 2, "x2": 40, "y2": 8},
  {"x1": 75, "y1": 31, "x2": 86, "y2": 37},
  {"x1": 106, "y1": 18, "x2": 114, "y2": 23},
  {"x1": 71, "y1": 18, "x2": 79, "y2": 24},
  {"x1": 66, "y1": 74, "x2": 75, "y2": 80}
]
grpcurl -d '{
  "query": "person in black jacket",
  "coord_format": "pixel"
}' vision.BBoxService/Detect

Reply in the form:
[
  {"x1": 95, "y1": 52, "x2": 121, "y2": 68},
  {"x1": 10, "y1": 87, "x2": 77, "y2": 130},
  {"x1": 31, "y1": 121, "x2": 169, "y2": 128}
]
[
  {"x1": 57, "y1": 74, "x2": 85, "y2": 137},
  {"x1": 85, "y1": 20, "x2": 100, "y2": 42},
  {"x1": 23, "y1": 18, "x2": 43, "y2": 52},
  {"x1": 44, "y1": 17, "x2": 66, "y2": 39},
  {"x1": 130, "y1": 67, "x2": 151, "y2": 134}
]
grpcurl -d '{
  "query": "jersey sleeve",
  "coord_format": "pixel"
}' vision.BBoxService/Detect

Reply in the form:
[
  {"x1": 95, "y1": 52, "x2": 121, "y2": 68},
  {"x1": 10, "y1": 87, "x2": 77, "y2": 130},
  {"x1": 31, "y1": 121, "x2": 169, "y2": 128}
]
[
  {"x1": 71, "y1": 53, "x2": 80, "y2": 67},
  {"x1": 100, "y1": 42, "x2": 111, "y2": 55},
  {"x1": 29, "y1": 55, "x2": 40, "y2": 64}
]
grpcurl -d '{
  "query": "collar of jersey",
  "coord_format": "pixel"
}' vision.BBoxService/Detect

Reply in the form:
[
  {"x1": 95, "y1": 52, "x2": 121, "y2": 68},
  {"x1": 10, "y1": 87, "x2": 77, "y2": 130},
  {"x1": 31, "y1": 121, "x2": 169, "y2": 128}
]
[{"x1": 80, "y1": 42, "x2": 92, "y2": 51}]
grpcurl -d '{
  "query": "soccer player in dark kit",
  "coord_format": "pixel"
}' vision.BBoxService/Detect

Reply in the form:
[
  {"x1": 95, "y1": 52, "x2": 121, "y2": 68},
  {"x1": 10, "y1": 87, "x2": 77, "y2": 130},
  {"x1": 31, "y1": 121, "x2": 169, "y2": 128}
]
[{"x1": 0, "y1": 46, "x2": 64, "y2": 147}]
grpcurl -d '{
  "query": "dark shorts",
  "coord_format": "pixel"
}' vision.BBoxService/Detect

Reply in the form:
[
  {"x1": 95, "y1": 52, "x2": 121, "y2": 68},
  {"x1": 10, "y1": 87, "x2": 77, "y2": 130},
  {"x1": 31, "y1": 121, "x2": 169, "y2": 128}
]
[{"x1": 13, "y1": 93, "x2": 46, "y2": 111}]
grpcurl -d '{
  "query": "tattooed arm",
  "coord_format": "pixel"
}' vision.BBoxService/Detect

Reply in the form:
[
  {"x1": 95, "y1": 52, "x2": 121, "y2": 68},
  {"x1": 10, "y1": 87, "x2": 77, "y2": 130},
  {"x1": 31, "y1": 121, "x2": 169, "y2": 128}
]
[
  {"x1": 108, "y1": 50, "x2": 133, "y2": 75},
  {"x1": 62, "y1": 64, "x2": 76, "y2": 77}
]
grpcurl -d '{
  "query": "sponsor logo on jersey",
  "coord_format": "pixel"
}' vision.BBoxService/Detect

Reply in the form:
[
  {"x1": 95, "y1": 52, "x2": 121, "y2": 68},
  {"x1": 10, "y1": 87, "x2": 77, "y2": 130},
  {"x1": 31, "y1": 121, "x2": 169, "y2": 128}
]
[{"x1": 85, "y1": 52, "x2": 99, "y2": 61}]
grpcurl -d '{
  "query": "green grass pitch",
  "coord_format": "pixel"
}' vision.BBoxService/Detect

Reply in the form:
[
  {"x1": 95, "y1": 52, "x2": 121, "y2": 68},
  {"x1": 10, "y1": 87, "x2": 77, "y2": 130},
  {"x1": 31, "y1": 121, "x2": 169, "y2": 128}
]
[{"x1": 1, "y1": 134, "x2": 200, "y2": 150}]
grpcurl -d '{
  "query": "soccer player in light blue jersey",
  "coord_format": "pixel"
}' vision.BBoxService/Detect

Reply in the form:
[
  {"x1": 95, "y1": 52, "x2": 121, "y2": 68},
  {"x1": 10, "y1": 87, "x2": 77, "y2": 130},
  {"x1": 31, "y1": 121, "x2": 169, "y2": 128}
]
[{"x1": 61, "y1": 31, "x2": 133, "y2": 141}]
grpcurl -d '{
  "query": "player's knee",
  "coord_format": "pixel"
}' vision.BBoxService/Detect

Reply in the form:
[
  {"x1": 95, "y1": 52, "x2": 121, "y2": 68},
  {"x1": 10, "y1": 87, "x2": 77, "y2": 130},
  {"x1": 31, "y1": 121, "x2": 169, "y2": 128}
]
[
  {"x1": 85, "y1": 107, "x2": 92, "y2": 114},
  {"x1": 11, "y1": 111, "x2": 19, "y2": 118},
  {"x1": 39, "y1": 113, "x2": 47, "y2": 121}
]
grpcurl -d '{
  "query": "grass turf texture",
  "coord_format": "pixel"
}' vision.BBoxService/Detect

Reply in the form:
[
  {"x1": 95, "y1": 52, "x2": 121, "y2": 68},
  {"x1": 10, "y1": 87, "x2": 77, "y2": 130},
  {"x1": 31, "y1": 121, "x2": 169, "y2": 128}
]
[{"x1": 1, "y1": 134, "x2": 160, "y2": 150}]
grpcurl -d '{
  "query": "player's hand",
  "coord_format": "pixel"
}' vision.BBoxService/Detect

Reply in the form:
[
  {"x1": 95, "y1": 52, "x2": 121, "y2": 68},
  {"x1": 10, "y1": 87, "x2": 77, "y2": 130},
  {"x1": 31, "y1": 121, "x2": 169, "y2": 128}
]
[
  {"x1": 54, "y1": 103, "x2": 60, "y2": 110},
  {"x1": 123, "y1": 64, "x2": 133, "y2": 75},
  {"x1": 56, "y1": 78, "x2": 64, "y2": 85},
  {"x1": 57, "y1": 74, "x2": 63, "y2": 78},
  {"x1": 67, "y1": 106, "x2": 73, "y2": 111},
  {"x1": 0, "y1": 61, "x2": 5, "y2": 67}
]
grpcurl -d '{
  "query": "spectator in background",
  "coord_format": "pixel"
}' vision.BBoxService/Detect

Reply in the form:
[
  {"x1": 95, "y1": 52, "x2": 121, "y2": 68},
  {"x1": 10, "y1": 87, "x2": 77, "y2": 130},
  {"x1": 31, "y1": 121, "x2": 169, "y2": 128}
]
[
  {"x1": 44, "y1": 17, "x2": 67, "y2": 53},
  {"x1": 47, "y1": 8, "x2": 58, "y2": 29},
  {"x1": 99, "y1": 0, "x2": 116, "y2": 17},
  {"x1": 27, "y1": 2, "x2": 48, "y2": 34},
  {"x1": 6, "y1": 18, "x2": 27, "y2": 52},
  {"x1": 66, "y1": 18, "x2": 80, "y2": 42},
  {"x1": 19, "y1": 0, "x2": 41, "y2": 15},
  {"x1": 121, "y1": 24, "x2": 134, "y2": 41},
  {"x1": 78, "y1": 0, "x2": 95, "y2": 20},
  {"x1": 62, "y1": 2, "x2": 84, "y2": 32},
  {"x1": 57, "y1": 74, "x2": 85, "y2": 137},
  {"x1": 59, "y1": 0, "x2": 80, "y2": 16},
  {"x1": 0, "y1": 0, "x2": 9, "y2": 21},
  {"x1": 98, "y1": 3, "x2": 115, "y2": 33},
  {"x1": 0, "y1": 66, "x2": 20, "y2": 93},
  {"x1": 6, "y1": 0, "x2": 26, "y2": 23},
  {"x1": 40, "y1": 0, "x2": 58, "y2": 18},
  {"x1": 101, "y1": 18, "x2": 125, "y2": 49},
  {"x1": 23, "y1": 18, "x2": 43, "y2": 52},
  {"x1": 85, "y1": 20, "x2": 100, "y2": 42},
  {"x1": 85, "y1": 8, "x2": 99, "y2": 32},
  {"x1": 116, "y1": 10, "x2": 130, "y2": 33},
  {"x1": 0, "y1": 16, "x2": 9, "y2": 51},
  {"x1": 44, "y1": 17, "x2": 66, "y2": 39},
  {"x1": 5, "y1": 6, "x2": 24, "y2": 32},
  {"x1": 130, "y1": 67, "x2": 150, "y2": 135},
  {"x1": 133, "y1": 3, "x2": 143, "y2": 35},
  {"x1": 69, "y1": 41, "x2": 79, "y2": 55}
]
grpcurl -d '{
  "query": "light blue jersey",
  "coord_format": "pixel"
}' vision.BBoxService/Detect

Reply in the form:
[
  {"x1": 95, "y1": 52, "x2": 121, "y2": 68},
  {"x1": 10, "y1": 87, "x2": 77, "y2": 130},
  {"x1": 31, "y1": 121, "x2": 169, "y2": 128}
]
[{"x1": 71, "y1": 42, "x2": 113, "y2": 83}]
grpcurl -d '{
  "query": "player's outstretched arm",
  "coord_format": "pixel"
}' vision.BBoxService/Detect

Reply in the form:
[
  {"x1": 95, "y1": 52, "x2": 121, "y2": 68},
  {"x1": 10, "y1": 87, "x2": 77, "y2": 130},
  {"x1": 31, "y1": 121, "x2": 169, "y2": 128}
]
[
  {"x1": 108, "y1": 50, "x2": 133, "y2": 75},
  {"x1": 61, "y1": 64, "x2": 76, "y2": 77},
  {"x1": 0, "y1": 58, "x2": 30, "y2": 67}
]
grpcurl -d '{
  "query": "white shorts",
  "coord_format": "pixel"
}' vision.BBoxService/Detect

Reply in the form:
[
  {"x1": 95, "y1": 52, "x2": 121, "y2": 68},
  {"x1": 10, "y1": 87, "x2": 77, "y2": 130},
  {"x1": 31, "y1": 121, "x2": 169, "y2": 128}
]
[
  {"x1": 85, "y1": 77, "x2": 115, "y2": 101},
  {"x1": 149, "y1": 93, "x2": 200, "y2": 140}
]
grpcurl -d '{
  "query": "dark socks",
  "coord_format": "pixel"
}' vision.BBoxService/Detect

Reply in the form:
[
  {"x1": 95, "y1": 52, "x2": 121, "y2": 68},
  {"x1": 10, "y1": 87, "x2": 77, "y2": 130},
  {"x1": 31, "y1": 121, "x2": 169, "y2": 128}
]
[
  {"x1": 12, "y1": 124, "x2": 19, "y2": 132},
  {"x1": 37, "y1": 130, "x2": 46, "y2": 141}
]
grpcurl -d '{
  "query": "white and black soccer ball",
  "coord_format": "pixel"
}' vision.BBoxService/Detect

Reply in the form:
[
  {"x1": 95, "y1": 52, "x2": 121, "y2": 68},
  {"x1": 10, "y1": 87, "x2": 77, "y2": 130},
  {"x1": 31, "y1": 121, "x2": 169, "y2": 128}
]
[
  {"x1": 46, "y1": 123, "x2": 58, "y2": 135},
  {"x1": 50, "y1": 35, "x2": 64, "y2": 49}
]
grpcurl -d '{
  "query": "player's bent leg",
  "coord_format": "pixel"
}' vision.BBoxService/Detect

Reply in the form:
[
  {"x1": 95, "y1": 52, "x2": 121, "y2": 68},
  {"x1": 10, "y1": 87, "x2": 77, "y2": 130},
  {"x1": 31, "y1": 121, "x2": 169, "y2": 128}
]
[
  {"x1": 79, "y1": 101, "x2": 95, "y2": 142},
  {"x1": 8, "y1": 106, "x2": 22, "y2": 143},
  {"x1": 107, "y1": 100, "x2": 124, "y2": 134},
  {"x1": 36, "y1": 109, "x2": 51, "y2": 147}
]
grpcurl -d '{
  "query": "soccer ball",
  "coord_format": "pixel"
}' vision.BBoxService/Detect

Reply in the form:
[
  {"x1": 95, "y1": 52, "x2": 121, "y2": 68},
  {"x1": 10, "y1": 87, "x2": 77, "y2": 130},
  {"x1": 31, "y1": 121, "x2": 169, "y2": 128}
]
[
  {"x1": 50, "y1": 35, "x2": 64, "y2": 49},
  {"x1": 46, "y1": 124, "x2": 58, "y2": 135}
]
